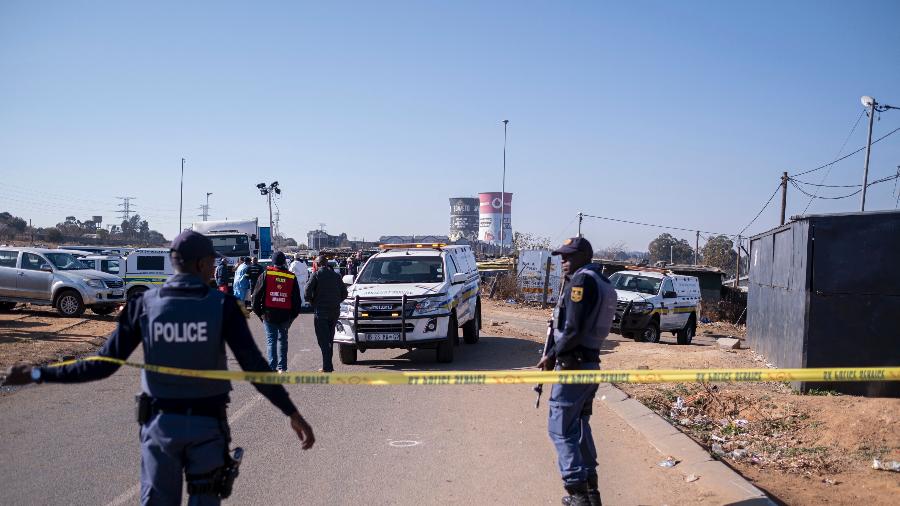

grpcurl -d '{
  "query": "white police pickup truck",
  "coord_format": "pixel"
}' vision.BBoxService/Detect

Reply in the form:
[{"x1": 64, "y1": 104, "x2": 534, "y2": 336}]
[
  {"x1": 78, "y1": 248, "x2": 174, "y2": 299},
  {"x1": 608, "y1": 268, "x2": 701, "y2": 345},
  {"x1": 335, "y1": 244, "x2": 481, "y2": 364}
]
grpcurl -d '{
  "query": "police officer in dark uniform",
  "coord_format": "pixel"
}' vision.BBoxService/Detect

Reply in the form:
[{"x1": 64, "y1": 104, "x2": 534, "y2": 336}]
[
  {"x1": 2, "y1": 231, "x2": 315, "y2": 505},
  {"x1": 538, "y1": 237, "x2": 617, "y2": 506}
]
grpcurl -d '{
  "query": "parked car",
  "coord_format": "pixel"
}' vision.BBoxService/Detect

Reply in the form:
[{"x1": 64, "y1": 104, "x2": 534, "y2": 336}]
[
  {"x1": 608, "y1": 268, "x2": 701, "y2": 344},
  {"x1": 0, "y1": 247, "x2": 126, "y2": 316},
  {"x1": 335, "y1": 243, "x2": 481, "y2": 364}
]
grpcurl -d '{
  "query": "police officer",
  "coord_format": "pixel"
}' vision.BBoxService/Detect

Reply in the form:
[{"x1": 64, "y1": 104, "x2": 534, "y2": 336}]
[
  {"x1": 538, "y1": 237, "x2": 617, "y2": 506},
  {"x1": 2, "y1": 231, "x2": 315, "y2": 505}
]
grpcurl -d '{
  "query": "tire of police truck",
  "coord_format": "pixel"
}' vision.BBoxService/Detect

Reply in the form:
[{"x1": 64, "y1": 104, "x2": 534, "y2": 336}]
[
  {"x1": 436, "y1": 315, "x2": 457, "y2": 363},
  {"x1": 676, "y1": 316, "x2": 696, "y2": 345},
  {"x1": 462, "y1": 299, "x2": 480, "y2": 344},
  {"x1": 56, "y1": 290, "x2": 85, "y2": 317},
  {"x1": 338, "y1": 344, "x2": 358, "y2": 365},
  {"x1": 639, "y1": 319, "x2": 660, "y2": 343},
  {"x1": 90, "y1": 306, "x2": 116, "y2": 316}
]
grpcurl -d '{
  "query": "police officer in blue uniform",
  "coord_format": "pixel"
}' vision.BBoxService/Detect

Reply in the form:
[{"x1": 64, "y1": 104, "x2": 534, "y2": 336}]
[
  {"x1": 2, "y1": 231, "x2": 315, "y2": 505},
  {"x1": 538, "y1": 237, "x2": 617, "y2": 506}
]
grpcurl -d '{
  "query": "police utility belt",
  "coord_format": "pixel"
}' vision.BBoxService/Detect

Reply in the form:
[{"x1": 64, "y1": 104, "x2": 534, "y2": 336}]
[
  {"x1": 135, "y1": 393, "x2": 227, "y2": 425},
  {"x1": 556, "y1": 346, "x2": 601, "y2": 370}
]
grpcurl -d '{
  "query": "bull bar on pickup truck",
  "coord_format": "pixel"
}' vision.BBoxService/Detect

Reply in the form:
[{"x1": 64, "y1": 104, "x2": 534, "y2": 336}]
[{"x1": 351, "y1": 292, "x2": 448, "y2": 349}]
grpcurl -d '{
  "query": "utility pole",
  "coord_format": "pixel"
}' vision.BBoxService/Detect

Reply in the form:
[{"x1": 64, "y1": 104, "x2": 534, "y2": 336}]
[
  {"x1": 780, "y1": 171, "x2": 788, "y2": 225},
  {"x1": 734, "y1": 235, "x2": 741, "y2": 288},
  {"x1": 500, "y1": 119, "x2": 509, "y2": 254},
  {"x1": 669, "y1": 245, "x2": 674, "y2": 264},
  {"x1": 577, "y1": 212, "x2": 583, "y2": 237},
  {"x1": 860, "y1": 98, "x2": 877, "y2": 212},
  {"x1": 179, "y1": 158, "x2": 185, "y2": 232},
  {"x1": 694, "y1": 231, "x2": 699, "y2": 265}
]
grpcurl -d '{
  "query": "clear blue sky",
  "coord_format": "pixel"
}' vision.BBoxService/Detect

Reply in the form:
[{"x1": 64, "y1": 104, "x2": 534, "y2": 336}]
[{"x1": 2, "y1": 1, "x2": 899, "y2": 252}]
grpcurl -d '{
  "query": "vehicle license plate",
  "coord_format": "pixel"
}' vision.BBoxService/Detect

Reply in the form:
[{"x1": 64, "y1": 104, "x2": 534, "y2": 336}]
[
  {"x1": 112, "y1": 290, "x2": 124, "y2": 297},
  {"x1": 366, "y1": 332, "x2": 400, "y2": 341}
]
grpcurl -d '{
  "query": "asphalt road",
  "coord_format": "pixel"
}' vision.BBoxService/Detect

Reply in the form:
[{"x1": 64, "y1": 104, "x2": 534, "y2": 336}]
[{"x1": 0, "y1": 313, "x2": 720, "y2": 505}]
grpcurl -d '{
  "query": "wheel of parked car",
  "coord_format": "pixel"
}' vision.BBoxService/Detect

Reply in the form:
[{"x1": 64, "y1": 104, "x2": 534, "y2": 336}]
[
  {"x1": 640, "y1": 319, "x2": 660, "y2": 343},
  {"x1": 338, "y1": 344, "x2": 358, "y2": 365},
  {"x1": 90, "y1": 306, "x2": 116, "y2": 316},
  {"x1": 0, "y1": 301, "x2": 16, "y2": 312},
  {"x1": 462, "y1": 299, "x2": 480, "y2": 344},
  {"x1": 56, "y1": 290, "x2": 85, "y2": 317},
  {"x1": 676, "y1": 316, "x2": 695, "y2": 345},
  {"x1": 437, "y1": 314, "x2": 457, "y2": 363}
]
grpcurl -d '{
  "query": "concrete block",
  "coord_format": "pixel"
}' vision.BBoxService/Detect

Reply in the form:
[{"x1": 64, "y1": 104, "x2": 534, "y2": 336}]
[{"x1": 717, "y1": 337, "x2": 741, "y2": 349}]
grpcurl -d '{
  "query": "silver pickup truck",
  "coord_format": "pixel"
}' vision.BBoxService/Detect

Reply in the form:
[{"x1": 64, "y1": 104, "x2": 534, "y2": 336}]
[{"x1": 0, "y1": 247, "x2": 126, "y2": 316}]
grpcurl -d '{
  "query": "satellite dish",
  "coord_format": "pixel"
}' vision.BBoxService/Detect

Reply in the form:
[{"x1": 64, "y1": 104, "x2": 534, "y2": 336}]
[{"x1": 861, "y1": 96, "x2": 876, "y2": 107}]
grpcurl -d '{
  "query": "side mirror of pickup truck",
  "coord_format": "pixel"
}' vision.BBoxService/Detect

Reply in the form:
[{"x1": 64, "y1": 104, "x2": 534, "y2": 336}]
[
  {"x1": 40, "y1": 264, "x2": 53, "y2": 272},
  {"x1": 451, "y1": 273, "x2": 468, "y2": 285},
  {"x1": 342, "y1": 274, "x2": 355, "y2": 285}
]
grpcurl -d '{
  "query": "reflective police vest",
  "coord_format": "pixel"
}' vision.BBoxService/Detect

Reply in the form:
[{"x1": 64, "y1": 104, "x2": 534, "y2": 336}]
[
  {"x1": 263, "y1": 267, "x2": 296, "y2": 309},
  {"x1": 553, "y1": 265, "x2": 618, "y2": 350},
  {"x1": 139, "y1": 286, "x2": 230, "y2": 399}
]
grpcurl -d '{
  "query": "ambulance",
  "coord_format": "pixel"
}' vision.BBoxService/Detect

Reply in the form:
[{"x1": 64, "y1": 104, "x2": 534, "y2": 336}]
[
  {"x1": 335, "y1": 243, "x2": 481, "y2": 364},
  {"x1": 607, "y1": 268, "x2": 701, "y2": 345}
]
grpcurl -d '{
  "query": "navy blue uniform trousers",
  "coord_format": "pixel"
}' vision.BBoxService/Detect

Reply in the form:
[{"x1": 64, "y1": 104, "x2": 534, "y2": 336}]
[
  {"x1": 548, "y1": 362, "x2": 600, "y2": 485},
  {"x1": 140, "y1": 413, "x2": 228, "y2": 505}
]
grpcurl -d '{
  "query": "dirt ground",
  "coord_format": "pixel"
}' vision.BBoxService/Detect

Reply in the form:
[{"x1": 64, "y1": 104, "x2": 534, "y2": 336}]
[
  {"x1": 0, "y1": 305, "x2": 118, "y2": 371},
  {"x1": 482, "y1": 299, "x2": 900, "y2": 506}
]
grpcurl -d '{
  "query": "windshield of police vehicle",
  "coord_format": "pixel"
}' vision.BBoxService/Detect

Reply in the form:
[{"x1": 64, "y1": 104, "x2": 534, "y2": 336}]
[
  {"x1": 45, "y1": 253, "x2": 88, "y2": 270},
  {"x1": 608, "y1": 273, "x2": 662, "y2": 295},
  {"x1": 210, "y1": 234, "x2": 251, "y2": 257},
  {"x1": 356, "y1": 257, "x2": 444, "y2": 284}
]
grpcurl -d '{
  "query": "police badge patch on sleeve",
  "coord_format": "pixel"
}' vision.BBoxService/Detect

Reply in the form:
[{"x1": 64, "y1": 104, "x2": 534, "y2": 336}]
[{"x1": 570, "y1": 287, "x2": 583, "y2": 302}]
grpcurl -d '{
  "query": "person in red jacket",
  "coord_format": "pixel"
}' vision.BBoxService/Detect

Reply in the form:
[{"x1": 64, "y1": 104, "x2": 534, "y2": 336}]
[{"x1": 251, "y1": 252, "x2": 302, "y2": 372}]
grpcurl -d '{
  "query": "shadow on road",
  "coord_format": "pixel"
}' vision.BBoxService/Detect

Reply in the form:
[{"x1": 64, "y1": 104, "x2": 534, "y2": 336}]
[{"x1": 356, "y1": 334, "x2": 545, "y2": 371}]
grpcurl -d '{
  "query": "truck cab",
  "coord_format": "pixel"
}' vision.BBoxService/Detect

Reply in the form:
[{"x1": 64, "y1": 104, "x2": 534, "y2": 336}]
[
  {"x1": 335, "y1": 244, "x2": 481, "y2": 364},
  {"x1": 608, "y1": 268, "x2": 700, "y2": 345}
]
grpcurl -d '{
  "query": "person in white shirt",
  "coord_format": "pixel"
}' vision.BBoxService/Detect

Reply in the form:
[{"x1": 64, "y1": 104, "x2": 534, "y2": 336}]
[{"x1": 289, "y1": 257, "x2": 310, "y2": 306}]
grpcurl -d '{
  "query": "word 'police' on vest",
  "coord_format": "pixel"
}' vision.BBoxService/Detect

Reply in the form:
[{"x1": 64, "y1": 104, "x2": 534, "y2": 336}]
[{"x1": 152, "y1": 321, "x2": 208, "y2": 343}]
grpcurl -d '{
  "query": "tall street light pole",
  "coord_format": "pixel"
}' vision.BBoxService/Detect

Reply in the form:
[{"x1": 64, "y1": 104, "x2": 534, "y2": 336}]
[
  {"x1": 500, "y1": 119, "x2": 509, "y2": 255},
  {"x1": 179, "y1": 158, "x2": 185, "y2": 232}
]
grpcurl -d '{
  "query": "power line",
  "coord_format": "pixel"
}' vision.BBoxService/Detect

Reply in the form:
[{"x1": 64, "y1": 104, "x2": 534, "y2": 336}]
[
  {"x1": 802, "y1": 109, "x2": 866, "y2": 214},
  {"x1": 790, "y1": 126, "x2": 900, "y2": 177},
  {"x1": 579, "y1": 213, "x2": 732, "y2": 237},
  {"x1": 738, "y1": 184, "x2": 781, "y2": 236},
  {"x1": 788, "y1": 173, "x2": 900, "y2": 200}
]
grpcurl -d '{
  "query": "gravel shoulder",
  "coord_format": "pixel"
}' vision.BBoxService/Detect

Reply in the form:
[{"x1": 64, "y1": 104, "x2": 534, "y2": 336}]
[{"x1": 483, "y1": 299, "x2": 900, "y2": 506}]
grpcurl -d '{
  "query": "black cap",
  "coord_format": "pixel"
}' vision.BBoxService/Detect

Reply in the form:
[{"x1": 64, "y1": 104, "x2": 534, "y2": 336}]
[
  {"x1": 552, "y1": 237, "x2": 593, "y2": 256},
  {"x1": 170, "y1": 230, "x2": 221, "y2": 260},
  {"x1": 273, "y1": 251, "x2": 287, "y2": 267}
]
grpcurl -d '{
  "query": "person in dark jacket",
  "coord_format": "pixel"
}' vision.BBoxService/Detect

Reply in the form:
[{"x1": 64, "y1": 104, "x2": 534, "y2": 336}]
[
  {"x1": 214, "y1": 258, "x2": 230, "y2": 293},
  {"x1": 246, "y1": 257, "x2": 264, "y2": 309},
  {"x1": 251, "y1": 251, "x2": 302, "y2": 372},
  {"x1": 2, "y1": 231, "x2": 314, "y2": 505},
  {"x1": 304, "y1": 255, "x2": 348, "y2": 372}
]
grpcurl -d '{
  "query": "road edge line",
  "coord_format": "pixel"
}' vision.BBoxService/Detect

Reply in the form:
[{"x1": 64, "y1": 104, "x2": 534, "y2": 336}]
[{"x1": 598, "y1": 383, "x2": 776, "y2": 505}]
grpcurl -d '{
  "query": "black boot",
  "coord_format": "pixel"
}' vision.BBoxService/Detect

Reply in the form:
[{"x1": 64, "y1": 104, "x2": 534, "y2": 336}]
[
  {"x1": 587, "y1": 475, "x2": 602, "y2": 506},
  {"x1": 561, "y1": 482, "x2": 591, "y2": 506}
]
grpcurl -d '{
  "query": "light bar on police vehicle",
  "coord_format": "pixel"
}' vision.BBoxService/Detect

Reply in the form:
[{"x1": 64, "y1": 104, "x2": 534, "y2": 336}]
[{"x1": 379, "y1": 243, "x2": 446, "y2": 250}]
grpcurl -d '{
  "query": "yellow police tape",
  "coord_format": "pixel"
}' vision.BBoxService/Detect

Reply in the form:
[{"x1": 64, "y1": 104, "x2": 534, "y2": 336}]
[{"x1": 47, "y1": 356, "x2": 900, "y2": 386}]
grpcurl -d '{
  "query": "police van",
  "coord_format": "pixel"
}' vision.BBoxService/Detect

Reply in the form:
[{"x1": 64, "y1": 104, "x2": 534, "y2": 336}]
[
  {"x1": 78, "y1": 248, "x2": 174, "y2": 299},
  {"x1": 608, "y1": 268, "x2": 700, "y2": 344},
  {"x1": 335, "y1": 243, "x2": 481, "y2": 364}
]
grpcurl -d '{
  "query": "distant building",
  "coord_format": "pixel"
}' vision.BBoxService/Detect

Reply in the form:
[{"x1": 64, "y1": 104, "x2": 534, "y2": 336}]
[
  {"x1": 378, "y1": 235, "x2": 450, "y2": 245},
  {"x1": 307, "y1": 230, "x2": 348, "y2": 250}
]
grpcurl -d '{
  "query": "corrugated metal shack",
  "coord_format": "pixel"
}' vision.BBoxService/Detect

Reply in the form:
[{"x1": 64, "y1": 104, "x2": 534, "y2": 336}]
[{"x1": 747, "y1": 210, "x2": 900, "y2": 396}]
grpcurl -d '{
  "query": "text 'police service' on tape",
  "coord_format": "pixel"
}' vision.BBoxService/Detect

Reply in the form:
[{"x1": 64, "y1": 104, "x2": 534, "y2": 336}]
[{"x1": 44, "y1": 357, "x2": 900, "y2": 386}]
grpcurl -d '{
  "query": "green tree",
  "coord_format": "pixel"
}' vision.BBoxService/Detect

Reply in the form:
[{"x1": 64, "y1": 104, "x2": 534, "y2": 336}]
[
  {"x1": 46, "y1": 227, "x2": 63, "y2": 243},
  {"x1": 701, "y1": 235, "x2": 737, "y2": 271},
  {"x1": 648, "y1": 233, "x2": 694, "y2": 264}
]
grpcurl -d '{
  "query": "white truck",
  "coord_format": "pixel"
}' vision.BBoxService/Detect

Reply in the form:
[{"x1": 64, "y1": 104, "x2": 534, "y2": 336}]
[
  {"x1": 608, "y1": 268, "x2": 701, "y2": 345},
  {"x1": 191, "y1": 219, "x2": 269, "y2": 265}
]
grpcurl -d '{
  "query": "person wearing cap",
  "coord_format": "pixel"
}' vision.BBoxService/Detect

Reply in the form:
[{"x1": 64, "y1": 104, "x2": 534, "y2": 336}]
[
  {"x1": 214, "y1": 257, "x2": 230, "y2": 294},
  {"x1": 538, "y1": 237, "x2": 617, "y2": 506},
  {"x1": 251, "y1": 251, "x2": 302, "y2": 372},
  {"x1": 2, "y1": 230, "x2": 315, "y2": 505}
]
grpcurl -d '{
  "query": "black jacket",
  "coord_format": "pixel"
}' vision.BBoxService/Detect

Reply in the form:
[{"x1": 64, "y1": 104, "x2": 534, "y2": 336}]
[
  {"x1": 251, "y1": 266, "x2": 303, "y2": 324},
  {"x1": 304, "y1": 266, "x2": 348, "y2": 318}
]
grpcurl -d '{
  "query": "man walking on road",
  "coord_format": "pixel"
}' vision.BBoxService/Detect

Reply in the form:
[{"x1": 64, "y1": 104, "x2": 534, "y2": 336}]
[
  {"x1": 538, "y1": 237, "x2": 617, "y2": 506},
  {"x1": 2, "y1": 231, "x2": 314, "y2": 505},
  {"x1": 252, "y1": 251, "x2": 302, "y2": 372},
  {"x1": 305, "y1": 255, "x2": 348, "y2": 373},
  {"x1": 246, "y1": 257, "x2": 264, "y2": 307}
]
